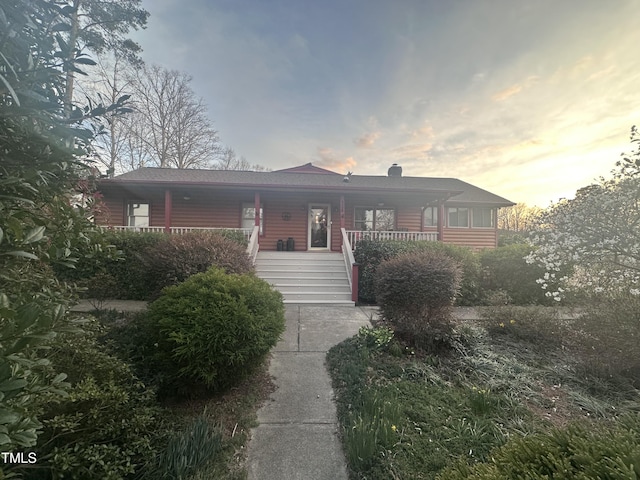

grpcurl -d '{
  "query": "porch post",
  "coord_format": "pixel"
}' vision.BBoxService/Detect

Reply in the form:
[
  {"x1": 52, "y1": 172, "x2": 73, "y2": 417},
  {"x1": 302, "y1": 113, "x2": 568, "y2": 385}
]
[
  {"x1": 254, "y1": 191, "x2": 261, "y2": 227},
  {"x1": 340, "y1": 195, "x2": 345, "y2": 229},
  {"x1": 164, "y1": 189, "x2": 172, "y2": 234},
  {"x1": 437, "y1": 202, "x2": 445, "y2": 242}
]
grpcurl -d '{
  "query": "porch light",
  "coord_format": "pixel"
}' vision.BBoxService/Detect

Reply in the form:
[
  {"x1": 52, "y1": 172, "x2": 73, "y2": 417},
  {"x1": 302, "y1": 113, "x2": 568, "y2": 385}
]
[{"x1": 183, "y1": 193, "x2": 191, "y2": 201}]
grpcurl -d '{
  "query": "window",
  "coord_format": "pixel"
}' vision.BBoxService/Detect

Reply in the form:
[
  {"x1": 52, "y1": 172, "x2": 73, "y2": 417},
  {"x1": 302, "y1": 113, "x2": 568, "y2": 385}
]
[
  {"x1": 447, "y1": 207, "x2": 469, "y2": 227},
  {"x1": 354, "y1": 207, "x2": 395, "y2": 231},
  {"x1": 127, "y1": 202, "x2": 149, "y2": 227},
  {"x1": 472, "y1": 207, "x2": 495, "y2": 228},
  {"x1": 242, "y1": 203, "x2": 263, "y2": 234},
  {"x1": 423, "y1": 206, "x2": 438, "y2": 227}
]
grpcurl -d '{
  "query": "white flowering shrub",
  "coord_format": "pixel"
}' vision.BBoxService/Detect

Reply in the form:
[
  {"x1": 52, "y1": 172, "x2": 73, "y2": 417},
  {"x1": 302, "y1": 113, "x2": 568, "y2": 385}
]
[{"x1": 527, "y1": 127, "x2": 640, "y2": 301}]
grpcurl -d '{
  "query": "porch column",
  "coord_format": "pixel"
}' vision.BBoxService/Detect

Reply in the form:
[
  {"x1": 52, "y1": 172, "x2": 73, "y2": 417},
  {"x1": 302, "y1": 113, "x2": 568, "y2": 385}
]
[
  {"x1": 340, "y1": 195, "x2": 345, "y2": 229},
  {"x1": 254, "y1": 191, "x2": 261, "y2": 227},
  {"x1": 164, "y1": 189, "x2": 172, "y2": 234},
  {"x1": 437, "y1": 202, "x2": 445, "y2": 242}
]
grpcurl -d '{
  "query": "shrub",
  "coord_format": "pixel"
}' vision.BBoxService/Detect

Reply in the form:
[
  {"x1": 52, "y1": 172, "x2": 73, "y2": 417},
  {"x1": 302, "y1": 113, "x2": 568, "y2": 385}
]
[
  {"x1": 142, "y1": 231, "x2": 254, "y2": 299},
  {"x1": 480, "y1": 243, "x2": 557, "y2": 305},
  {"x1": 375, "y1": 251, "x2": 462, "y2": 352},
  {"x1": 354, "y1": 240, "x2": 480, "y2": 305},
  {"x1": 572, "y1": 295, "x2": 640, "y2": 386},
  {"x1": 438, "y1": 414, "x2": 640, "y2": 479},
  {"x1": 147, "y1": 268, "x2": 285, "y2": 394},
  {"x1": 13, "y1": 318, "x2": 167, "y2": 480}
]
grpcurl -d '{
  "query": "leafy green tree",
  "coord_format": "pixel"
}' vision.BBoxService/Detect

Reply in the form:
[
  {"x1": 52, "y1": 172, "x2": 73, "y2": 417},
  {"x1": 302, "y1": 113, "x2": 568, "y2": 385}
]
[{"x1": 0, "y1": 0, "x2": 125, "y2": 453}]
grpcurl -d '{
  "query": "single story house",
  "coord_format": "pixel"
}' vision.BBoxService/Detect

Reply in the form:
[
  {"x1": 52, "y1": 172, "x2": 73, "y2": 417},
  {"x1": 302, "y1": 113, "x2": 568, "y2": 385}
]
[{"x1": 97, "y1": 163, "x2": 513, "y2": 250}]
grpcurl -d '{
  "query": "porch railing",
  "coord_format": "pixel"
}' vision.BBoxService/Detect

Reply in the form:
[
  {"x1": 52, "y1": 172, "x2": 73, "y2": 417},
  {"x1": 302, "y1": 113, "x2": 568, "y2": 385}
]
[
  {"x1": 246, "y1": 225, "x2": 260, "y2": 265},
  {"x1": 346, "y1": 230, "x2": 438, "y2": 249},
  {"x1": 341, "y1": 228, "x2": 358, "y2": 302},
  {"x1": 105, "y1": 226, "x2": 253, "y2": 241}
]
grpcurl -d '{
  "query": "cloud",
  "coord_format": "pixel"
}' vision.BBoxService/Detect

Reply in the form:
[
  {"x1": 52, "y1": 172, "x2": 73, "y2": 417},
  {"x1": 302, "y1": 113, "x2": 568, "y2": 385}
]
[
  {"x1": 354, "y1": 131, "x2": 381, "y2": 148},
  {"x1": 491, "y1": 76, "x2": 539, "y2": 101},
  {"x1": 314, "y1": 147, "x2": 357, "y2": 173}
]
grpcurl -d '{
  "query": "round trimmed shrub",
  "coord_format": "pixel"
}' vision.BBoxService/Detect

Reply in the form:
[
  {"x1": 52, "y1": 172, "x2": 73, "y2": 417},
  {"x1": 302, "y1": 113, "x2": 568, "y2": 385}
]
[
  {"x1": 354, "y1": 240, "x2": 481, "y2": 305},
  {"x1": 143, "y1": 231, "x2": 254, "y2": 298},
  {"x1": 147, "y1": 268, "x2": 285, "y2": 394},
  {"x1": 375, "y1": 251, "x2": 461, "y2": 351}
]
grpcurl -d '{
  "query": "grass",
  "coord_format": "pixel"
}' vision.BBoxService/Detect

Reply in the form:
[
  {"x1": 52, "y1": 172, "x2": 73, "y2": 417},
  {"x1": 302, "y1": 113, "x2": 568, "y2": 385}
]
[{"x1": 327, "y1": 308, "x2": 640, "y2": 479}]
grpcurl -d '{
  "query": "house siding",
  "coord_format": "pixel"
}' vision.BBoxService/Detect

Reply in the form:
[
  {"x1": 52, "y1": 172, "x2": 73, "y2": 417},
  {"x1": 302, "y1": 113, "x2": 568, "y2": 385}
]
[
  {"x1": 97, "y1": 185, "x2": 502, "y2": 250},
  {"x1": 441, "y1": 227, "x2": 497, "y2": 249}
]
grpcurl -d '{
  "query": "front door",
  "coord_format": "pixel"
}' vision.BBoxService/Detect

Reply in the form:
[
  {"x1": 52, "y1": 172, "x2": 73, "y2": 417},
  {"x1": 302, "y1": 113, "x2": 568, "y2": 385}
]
[{"x1": 308, "y1": 204, "x2": 331, "y2": 249}]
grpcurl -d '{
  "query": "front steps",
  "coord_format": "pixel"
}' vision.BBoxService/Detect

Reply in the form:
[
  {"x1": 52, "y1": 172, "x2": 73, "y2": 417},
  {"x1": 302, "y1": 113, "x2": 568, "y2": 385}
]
[{"x1": 254, "y1": 251, "x2": 354, "y2": 305}]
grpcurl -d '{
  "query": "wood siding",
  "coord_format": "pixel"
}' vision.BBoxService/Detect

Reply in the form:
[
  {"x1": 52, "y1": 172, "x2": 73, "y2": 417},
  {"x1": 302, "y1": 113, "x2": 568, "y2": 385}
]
[
  {"x1": 441, "y1": 227, "x2": 497, "y2": 250},
  {"x1": 97, "y1": 185, "x2": 499, "y2": 250}
]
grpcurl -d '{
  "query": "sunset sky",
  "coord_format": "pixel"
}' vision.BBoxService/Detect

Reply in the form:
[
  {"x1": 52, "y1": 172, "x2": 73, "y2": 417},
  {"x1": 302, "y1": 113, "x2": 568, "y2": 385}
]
[{"x1": 134, "y1": 0, "x2": 640, "y2": 207}]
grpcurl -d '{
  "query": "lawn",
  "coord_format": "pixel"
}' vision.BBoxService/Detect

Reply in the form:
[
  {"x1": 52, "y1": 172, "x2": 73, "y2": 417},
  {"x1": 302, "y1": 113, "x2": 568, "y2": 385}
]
[{"x1": 327, "y1": 306, "x2": 640, "y2": 479}]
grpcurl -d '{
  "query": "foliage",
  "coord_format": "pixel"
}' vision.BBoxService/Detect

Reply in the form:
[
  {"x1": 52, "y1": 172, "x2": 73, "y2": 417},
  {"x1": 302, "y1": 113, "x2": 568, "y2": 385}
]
[
  {"x1": 357, "y1": 326, "x2": 394, "y2": 351},
  {"x1": 480, "y1": 244, "x2": 564, "y2": 305},
  {"x1": 143, "y1": 231, "x2": 253, "y2": 298},
  {"x1": 147, "y1": 268, "x2": 285, "y2": 395},
  {"x1": 0, "y1": 0, "x2": 125, "y2": 453},
  {"x1": 152, "y1": 414, "x2": 223, "y2": 480},
  {"x1": 375, "y1": 251, "x2": 462, "y2": 352},
  {"x1": 572, "y1": 295, "x2": 640, "y2": 386},
  {"x1": 438, "y1": 414, "x2": 640, "y2": 479},
  {"x1": 354, "y1": 239, "x2": 481, "y2": 305},
  {"x1": 527, "y1": 126, "x2": 640, "y2": 301},
  {"x1": 7, "y1": 318, "x2": 166, "y2": 480},
  {"x1": 343, "y1": 390, "x2": 402, "y2": 472},
  {"x1": 479, "y1": 305, "x2": 565, "y2": 351},
  {"x1": 497, "y1": 202, "x2": 542, "y2": 232}
]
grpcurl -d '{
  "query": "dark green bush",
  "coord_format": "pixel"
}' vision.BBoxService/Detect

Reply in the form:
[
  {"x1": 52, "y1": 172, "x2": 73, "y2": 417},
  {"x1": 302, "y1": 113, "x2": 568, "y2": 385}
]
[
  {"x1": 147, "y1": 268, "x2": 285, "y2": 394},
  {"x1": 15, "y1": 318, "x2": 167, "y2": 480},
  {"x1": 142, "y1": 231, "x2": 253, "y2": 298},
  {"x1": 480, "y1": 243, "x2": 553, "y2": 305},
  {"x1": 438, "y1": 414, "x2": 640, "y2": 479},
  {"x1": 354, "y1": 240, "x2": 480, "y2": 305},
  {"x1": 375, "y1": 251, "x2": 462, "y2": 352}
]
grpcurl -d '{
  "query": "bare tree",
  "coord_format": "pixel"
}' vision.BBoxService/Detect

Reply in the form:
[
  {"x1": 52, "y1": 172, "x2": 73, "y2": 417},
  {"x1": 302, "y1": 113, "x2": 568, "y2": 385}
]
[
  {"x1": 498, "y1": 203, "x2": 542, "y2": 232},
  {"x1": 214, "y1": 147, "x2": 270, "y2": 171},
  {"x1": 128, "y1": 64, "x2": 221, "y2": 169}
]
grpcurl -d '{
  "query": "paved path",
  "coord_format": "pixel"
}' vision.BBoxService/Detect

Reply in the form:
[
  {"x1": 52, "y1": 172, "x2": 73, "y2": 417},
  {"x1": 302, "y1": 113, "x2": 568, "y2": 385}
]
[{"x1": 246, "y1": 305, "x2": 372, "y2": 480}]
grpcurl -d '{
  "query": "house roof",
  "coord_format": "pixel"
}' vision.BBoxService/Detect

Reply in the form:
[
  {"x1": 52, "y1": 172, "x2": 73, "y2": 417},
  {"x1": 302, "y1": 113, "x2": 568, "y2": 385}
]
[{"x1": 100, "y1": 165, "x2": 514, "y2": 207}]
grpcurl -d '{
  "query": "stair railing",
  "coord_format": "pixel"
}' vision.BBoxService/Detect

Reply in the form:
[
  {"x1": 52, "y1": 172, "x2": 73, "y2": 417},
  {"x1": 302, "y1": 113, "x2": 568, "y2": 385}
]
[
  {"x1": 247, "y1": 225, "x2": 260, "y2": 265},
  {"x1": 341, "y1": 228, "x2": 359, "y2": 302}
]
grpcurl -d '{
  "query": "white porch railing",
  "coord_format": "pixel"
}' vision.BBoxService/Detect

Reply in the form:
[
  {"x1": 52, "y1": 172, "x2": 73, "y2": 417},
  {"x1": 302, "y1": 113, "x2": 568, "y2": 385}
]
[
  {"x1": 346, "y1": 230, "x2": 438, "y2": 249},
  {"x1": 106, "y1": 226, "x2": 253, "y2": 241},
  {"x1": 246, "y1": 225, "x2": 260, "y2": 265},
  {"x1": 341, "y1": 228, "x2": 355, "y2": 292}
]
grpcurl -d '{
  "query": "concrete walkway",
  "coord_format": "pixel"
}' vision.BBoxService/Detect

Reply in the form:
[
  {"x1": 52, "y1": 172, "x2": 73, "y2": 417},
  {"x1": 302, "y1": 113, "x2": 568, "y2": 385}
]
[{"x1": 246, "y1": 305, "x2": 372, "y2": 480}]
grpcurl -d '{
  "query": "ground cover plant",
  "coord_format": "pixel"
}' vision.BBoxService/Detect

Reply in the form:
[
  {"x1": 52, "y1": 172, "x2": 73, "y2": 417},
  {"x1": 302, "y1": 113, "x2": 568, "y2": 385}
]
[{"x1": 328, "y1": 306, "x2": 640, "y2": 479}]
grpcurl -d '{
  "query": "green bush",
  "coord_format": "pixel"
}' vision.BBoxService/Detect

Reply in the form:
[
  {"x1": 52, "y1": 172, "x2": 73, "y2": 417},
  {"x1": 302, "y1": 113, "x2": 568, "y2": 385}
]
[
  {"x1": 375, "y1": 251, "x2": 462, "y2": 352},
  {"x1": 354, "y1": 240, "x2": 481, "y2": 305},
  {"x1": 480, "y1": 243, "x2": 554, "y2": 305},
  {"x1": 142, "y1": 231, "x2": 253, "y2": 298},
  {"x1": 12, "y1": 318, "x2": 167, "y2": 480},
  {"x1": 573, "y1": 295, "x2": 640, "y2": 387},
  {"x1": 438, "y1": 414, "x2": 640, "y2": 479},
  {"x1": 147, "y1": 268, "x2": 285, "y2": 394}
]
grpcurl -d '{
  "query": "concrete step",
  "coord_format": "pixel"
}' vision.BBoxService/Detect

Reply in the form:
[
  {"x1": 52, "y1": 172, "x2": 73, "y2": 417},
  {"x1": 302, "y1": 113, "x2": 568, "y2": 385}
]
[
  {"x1": 255, "y1": 251, "x2": 353, "y2": 305},
  {"x1": 259, "y1": 276, "x2": 350, "y2": 286},
  {"x1": 265, "y1": 283, "x2": 350, "y2": 293},
  {"x1": 278, "y1": 291, "x2": 353, "y2": 302}
]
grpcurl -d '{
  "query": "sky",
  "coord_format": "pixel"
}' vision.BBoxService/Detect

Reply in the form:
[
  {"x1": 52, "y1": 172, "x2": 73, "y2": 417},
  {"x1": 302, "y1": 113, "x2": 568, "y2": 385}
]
[{"x1": 132, "y1": 0, "x2": 640, "y2": 207}]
